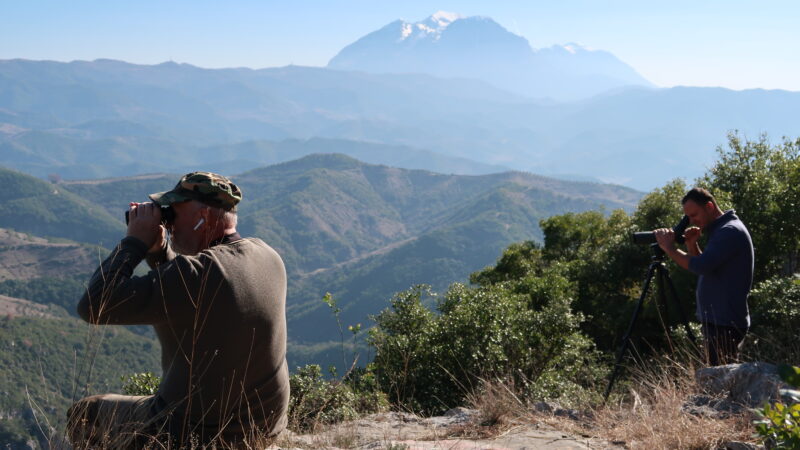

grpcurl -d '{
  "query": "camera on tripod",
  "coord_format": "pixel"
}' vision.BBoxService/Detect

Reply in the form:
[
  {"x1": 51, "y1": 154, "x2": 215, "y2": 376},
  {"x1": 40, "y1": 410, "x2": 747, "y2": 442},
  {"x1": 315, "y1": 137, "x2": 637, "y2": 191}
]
[
  {"x1": 631, "y1": 215, "x2": 690, "y2": 245},
  {"x1": 605, "y1": 214, "x2": 698, "y2": 401}
]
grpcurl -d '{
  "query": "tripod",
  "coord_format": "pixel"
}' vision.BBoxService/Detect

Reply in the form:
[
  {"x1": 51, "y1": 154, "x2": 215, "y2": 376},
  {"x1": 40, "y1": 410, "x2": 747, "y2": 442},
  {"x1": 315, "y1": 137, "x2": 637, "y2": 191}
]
[{"x1": 604, "y1": 243, "x2": 697, "y2": 401}]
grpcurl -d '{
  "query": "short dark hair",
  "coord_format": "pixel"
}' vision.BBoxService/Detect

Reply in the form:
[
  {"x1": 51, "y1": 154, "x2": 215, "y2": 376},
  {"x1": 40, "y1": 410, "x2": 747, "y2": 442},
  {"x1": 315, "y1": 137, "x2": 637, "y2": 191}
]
[{"x1": 682, "y1": 187, "x2": 717, "y2": 206}]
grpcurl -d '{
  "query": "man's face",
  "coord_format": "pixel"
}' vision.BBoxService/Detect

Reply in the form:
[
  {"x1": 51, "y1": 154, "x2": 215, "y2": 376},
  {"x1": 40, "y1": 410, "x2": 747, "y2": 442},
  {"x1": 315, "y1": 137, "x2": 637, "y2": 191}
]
[
  {"x1": 168, "y1": 200, "x2": 205, "y2": 255},
  {"x1": 682, "y1": 199, "x2": 716, "y2": 230}
]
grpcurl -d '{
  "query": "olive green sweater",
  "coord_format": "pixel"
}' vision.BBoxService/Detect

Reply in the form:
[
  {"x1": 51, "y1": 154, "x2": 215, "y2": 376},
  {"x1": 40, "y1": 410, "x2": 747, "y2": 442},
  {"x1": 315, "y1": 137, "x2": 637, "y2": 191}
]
[{"x1": 77, "y1": 235, "x2": 289, "y2": 442}]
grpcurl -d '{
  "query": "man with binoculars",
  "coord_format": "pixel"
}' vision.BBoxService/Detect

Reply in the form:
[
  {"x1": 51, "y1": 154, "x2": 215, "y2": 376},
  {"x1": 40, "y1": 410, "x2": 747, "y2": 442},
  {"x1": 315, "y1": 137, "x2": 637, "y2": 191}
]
[
  {"x1": 67, "y1": 172, "x2": 289, "y2": 447},
  {"x1": 654, "y1": 187, "x2": 754, "y2": 366}
]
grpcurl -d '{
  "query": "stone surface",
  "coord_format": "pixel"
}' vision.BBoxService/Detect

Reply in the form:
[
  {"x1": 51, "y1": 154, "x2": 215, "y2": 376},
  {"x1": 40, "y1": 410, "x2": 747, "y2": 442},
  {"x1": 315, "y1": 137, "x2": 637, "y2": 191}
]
[
  {"x1": 721, "y1": 441, "x2": 760, "y2": 450},
  {"x1": 695, "y1": 362, "x2": 787, "y2": 408},
  {"x1": 684, "y1": 361, "x2": 791, "y2": 419}
]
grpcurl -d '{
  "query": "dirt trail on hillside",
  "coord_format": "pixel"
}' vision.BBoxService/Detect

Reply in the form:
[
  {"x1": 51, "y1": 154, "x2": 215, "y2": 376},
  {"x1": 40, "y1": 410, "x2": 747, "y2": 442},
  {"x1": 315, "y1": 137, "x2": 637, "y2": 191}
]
[
  {"x1": 0, "y1": 228, "x2": 99, "y2": 280},
  {"x1": 0, "y1": 295, "x2": 56, "y2": 318},
  {"x1": 301, "y1": 237, "x2": 418, "y2": 278}
]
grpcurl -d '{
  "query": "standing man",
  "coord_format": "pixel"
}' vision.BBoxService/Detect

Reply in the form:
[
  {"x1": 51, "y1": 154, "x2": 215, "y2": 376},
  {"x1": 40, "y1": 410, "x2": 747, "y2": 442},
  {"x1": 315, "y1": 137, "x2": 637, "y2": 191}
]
[
  {"x1": 654, "y1": 187, "x2": 754, "y2": 366},
  {"x1": 67, "y1": 172, "x2": 289, "y2": 447}
]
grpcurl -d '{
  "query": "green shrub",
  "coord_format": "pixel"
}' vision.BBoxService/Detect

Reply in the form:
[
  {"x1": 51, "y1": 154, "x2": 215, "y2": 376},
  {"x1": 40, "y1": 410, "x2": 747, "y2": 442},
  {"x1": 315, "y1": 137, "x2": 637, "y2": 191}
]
[
  {"x1": 755, "y1": 365, "x2": 800, "y2": 448},
  {"x1": 369, "y1": 272, "x2": 606, "y2": 414},
  {"x1": 121, "y1": 371, "x2": 161, "y2": 396},
  {"x1": 288, "y1": 364, "x2": 388, "y2": 431},
  {"x1": 746, "y1": 277, "x2": 800, "y2": 363}
]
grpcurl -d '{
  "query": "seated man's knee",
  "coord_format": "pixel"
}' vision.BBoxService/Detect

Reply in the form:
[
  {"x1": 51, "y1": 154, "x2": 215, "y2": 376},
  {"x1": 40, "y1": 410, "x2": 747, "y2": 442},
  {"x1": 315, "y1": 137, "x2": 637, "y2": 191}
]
[{"x1": 67, "y1": 395, "x2": 106, "y2": 446}]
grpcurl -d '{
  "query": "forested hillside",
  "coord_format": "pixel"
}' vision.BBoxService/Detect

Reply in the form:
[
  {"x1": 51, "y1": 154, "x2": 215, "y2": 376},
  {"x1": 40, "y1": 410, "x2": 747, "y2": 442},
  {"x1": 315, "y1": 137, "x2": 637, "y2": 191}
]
[
  {"x1": 58, "y1": 154, "x2": 640, "y2": 364},
  {"x1": 0, "y1": 155, "x2": 640, "y2": 370},
  {"x1": 0, "y1": 166, "x2": 123, "y2": 246},
  {"x1": 0, "y1": 313, "x2": 159, "y2": 448}
]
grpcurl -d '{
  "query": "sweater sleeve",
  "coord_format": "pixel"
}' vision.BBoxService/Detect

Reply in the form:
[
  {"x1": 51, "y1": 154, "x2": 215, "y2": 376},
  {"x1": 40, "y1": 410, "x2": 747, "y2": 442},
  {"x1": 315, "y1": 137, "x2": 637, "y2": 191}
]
[
  {"x1": 77, "y1": 236, "x2": 172, "y2": 325},
  {"x1": 145, "y1": 240, "x2": 178, "y2": 269},
  {"x1": 688, "y1": 227, "x2": 744, "y2": 276}
]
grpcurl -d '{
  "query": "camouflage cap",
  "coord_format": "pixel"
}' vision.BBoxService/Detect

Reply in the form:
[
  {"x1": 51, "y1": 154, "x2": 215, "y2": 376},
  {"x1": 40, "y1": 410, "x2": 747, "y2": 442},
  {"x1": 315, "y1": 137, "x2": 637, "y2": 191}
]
[{"x1": 149, "y1": 172, "x2": 242, "y2": 211}]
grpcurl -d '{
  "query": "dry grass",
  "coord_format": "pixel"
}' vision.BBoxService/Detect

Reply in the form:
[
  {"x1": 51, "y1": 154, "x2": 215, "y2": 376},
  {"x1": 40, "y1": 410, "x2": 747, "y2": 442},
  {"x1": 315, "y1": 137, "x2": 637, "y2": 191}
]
[
  {"x1": 462, "y1": 360, "x2": 758, "y2": 450},
  {"x1": 589, "y1": 375, "x2": 753, "y2": 448}
]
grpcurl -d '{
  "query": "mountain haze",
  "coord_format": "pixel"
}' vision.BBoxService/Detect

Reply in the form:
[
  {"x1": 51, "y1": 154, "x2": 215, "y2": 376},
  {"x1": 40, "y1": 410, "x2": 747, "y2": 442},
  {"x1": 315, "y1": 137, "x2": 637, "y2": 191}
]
[
  {"x1": 3, "y1": 58, "x2": 800, "y2": 189},
  {"x1": 328, "y1": 11, "x2": 653, "y2": 100}
]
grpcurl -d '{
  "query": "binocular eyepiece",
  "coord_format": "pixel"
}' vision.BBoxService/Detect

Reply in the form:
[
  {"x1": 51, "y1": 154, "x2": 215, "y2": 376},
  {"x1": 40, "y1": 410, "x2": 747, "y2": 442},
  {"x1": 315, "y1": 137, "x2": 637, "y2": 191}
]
[
  {"x1": 631, "y1": 215, "x2": 690, "y2": 245},
  {"x1": 124, "y1": 205, "x2": 176, "y2": 226}
]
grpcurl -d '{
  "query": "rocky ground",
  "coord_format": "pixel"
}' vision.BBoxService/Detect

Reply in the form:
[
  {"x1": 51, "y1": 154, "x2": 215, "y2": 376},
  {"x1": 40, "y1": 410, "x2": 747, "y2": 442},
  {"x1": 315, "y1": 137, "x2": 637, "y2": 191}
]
[
  {"x1": 276, "y1": 408, "x2": 620, "y2": 449},
  {"x1": 269, "y1": 362, "x2": 785, "y2": 449}
]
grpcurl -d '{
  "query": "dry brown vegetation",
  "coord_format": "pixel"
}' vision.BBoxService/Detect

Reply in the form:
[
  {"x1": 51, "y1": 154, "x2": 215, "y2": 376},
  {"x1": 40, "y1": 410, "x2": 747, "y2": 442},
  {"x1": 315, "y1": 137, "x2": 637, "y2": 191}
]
[
  {"x1": 587, "y1": 366, "x2": 754, "y2": 449},
  {"x1": 461, "y1": 359, "x2": 758, "y2": 450}
]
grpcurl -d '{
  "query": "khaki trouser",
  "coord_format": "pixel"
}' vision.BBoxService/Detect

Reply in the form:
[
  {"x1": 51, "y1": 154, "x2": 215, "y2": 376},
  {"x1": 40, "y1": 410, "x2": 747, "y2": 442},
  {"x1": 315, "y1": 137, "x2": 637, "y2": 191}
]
[
  {"x1": 67, "y1": 394, "x2": 288, "y2": 448},
  {"x1": 66, "y1": 394, "x2": 168, "y2": 448}
]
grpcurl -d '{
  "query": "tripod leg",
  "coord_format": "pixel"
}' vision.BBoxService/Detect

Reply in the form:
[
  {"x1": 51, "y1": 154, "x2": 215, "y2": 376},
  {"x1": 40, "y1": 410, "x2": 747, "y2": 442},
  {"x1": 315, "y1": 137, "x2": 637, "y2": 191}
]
[
  {"x1": 604, "y1": 262, "x2": 658, "y2": 402},
  {"x1": 662, "y1": 269, "x2": 697, "y2": 344},
  {"x1": 655, "y1": 266, "x2": 674, "y2": 352}
]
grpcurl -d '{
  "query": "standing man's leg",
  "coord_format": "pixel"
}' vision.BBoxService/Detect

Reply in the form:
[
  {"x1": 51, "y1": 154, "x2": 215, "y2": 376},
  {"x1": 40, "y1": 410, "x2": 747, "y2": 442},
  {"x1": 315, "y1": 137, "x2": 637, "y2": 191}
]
[{"x1": 702, "y1": 322, "x2": 747, "y2": 366}]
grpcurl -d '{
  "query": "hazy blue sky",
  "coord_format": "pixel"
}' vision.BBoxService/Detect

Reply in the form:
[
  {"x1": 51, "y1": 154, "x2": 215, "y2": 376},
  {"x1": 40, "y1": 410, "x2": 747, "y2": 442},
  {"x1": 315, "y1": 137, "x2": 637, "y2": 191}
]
[{"x1": 2, "y1": 1, "x2": 798, "y2": 90}]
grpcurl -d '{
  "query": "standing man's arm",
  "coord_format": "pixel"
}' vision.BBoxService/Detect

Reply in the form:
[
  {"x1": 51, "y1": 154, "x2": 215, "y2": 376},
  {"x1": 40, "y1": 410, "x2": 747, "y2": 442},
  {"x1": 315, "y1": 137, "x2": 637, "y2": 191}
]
[
  {"x1": 683, "y1": 226, "x2": 702, "y2": 256},
  {"x1": 654, "y1": 228, "x2": 692, "y2": 270}
]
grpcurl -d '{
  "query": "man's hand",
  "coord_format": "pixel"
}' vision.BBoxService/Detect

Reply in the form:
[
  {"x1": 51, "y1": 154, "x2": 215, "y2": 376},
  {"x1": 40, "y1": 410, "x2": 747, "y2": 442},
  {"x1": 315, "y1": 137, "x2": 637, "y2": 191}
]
[
  {"x1": 683, "y1": 226, "x2": 700, "y2": 243},
  {"x1": 654, "y1": 227, "x2": 693, "y2": 270},
  {"x1": 683, "y1": 226, "x2": 702, "y2": 256},
  {"x1": 654, "y1": 228, "x2": 675, "y2": 253},
  {"x1": 127, "y1": 202, "x2": 166, "y2": 252}
]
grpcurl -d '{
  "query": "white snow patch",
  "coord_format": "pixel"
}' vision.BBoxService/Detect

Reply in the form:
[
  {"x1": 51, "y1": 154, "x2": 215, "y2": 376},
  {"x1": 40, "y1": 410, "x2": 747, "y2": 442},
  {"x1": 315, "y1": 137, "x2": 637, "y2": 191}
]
[
  {"x1": 430, "y1": 11, "x2": 462, "y2": 28},
  {"x1": 416, "y1": 23, "x2": 435, "y2": 34},
  {"x1": 401, "y1": 22, "x2": 413, "y2": 39},
  {"x1": 563, "y1": 42, "x2": 591, "y2": 53}
]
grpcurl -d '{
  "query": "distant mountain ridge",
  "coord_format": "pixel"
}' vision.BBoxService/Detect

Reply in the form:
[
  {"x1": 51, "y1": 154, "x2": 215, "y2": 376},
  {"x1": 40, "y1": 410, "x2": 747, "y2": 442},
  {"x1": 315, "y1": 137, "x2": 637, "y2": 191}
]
[
  {"x1": 2, "y1": 58, "x2": 800, "y2": 189},
  {"x1": 328, "y1": 11, "x2": 653, "y2": 100}
]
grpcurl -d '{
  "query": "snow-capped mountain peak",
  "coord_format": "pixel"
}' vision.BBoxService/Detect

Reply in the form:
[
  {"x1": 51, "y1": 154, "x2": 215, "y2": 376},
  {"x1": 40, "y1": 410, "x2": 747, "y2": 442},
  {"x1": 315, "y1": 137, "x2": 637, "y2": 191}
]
[
  {"x1": 328, "y1": 13, "x2": 653, "y2": 100},
  {"x1": 396, "y1": 11, "x2": 465, "y2": 41},
  {"x1": 425, "y1": 11, "x2": 463, "y2": 29}
]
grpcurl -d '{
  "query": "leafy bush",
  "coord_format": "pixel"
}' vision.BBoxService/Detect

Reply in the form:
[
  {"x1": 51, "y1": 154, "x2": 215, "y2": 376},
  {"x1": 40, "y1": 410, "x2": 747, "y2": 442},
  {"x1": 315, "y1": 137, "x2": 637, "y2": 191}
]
[
  {"x1": 121, "y1": 371, "x2": 161, "y2": 396},
  {"x1": 703, "y1": 133, "x2": 800, "y2": 280},
  {"x1": 288, "y1": 364, "x2": 388, "y2": 431},
  {"x1": 755, "y1": 365, "x2": 800, "y2": 448},
  {"x1": 746, "y1": 276, "x2": 800, "y2": 363},
  {"x1": 369, "y1": 273, "x2": 606, "y2": 414}
]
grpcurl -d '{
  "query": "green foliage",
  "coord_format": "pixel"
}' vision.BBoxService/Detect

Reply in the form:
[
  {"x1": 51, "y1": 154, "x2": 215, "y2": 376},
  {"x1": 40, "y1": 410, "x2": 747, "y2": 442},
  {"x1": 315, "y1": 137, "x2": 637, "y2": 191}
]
[
  {"x1": 755, "y1": 365, "x2": 800, "y2": 448},
  {"x1": 369, "y1": 277, "x2": 605, "y2": 414},
  {"x1": 703, "y1": 133, "x2": 800, "y2": 280},
  {"x1": 491, "y1": 198, "x2": 697, "y2": 355},
  {"x1": 746, "y1": 277, "x2": 800, "y2": 363},
  {"x1": 121, "y1": 372, "x2": 162, "y2": 396},
  {"x1": 288, "y1": 364, "x2": 388, "y2": 431}
]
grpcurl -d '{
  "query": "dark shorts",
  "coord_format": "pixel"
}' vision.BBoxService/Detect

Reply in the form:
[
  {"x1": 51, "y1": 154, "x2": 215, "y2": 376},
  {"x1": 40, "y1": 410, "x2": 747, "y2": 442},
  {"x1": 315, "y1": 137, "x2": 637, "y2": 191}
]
[{"x1": 701, "y1": 322, "x2": 747, "y2": 366}]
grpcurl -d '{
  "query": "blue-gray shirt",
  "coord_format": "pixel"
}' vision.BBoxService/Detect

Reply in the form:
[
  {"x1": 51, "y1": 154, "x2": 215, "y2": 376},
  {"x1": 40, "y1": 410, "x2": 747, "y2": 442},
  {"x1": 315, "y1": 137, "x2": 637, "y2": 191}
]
[{"x1": 688, "y1": 210, "x2": 753, "y2": 329}]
